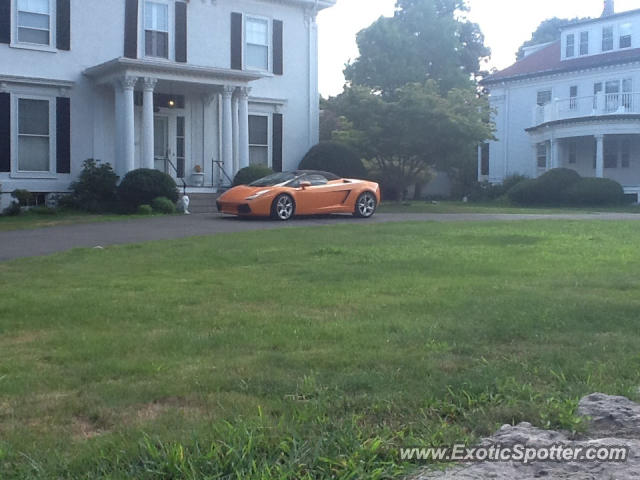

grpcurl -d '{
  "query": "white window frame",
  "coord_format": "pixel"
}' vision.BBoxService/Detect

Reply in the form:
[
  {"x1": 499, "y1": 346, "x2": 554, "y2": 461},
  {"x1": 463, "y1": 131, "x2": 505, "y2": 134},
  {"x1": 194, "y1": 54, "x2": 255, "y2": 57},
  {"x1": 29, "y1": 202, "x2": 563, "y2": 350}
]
[
  {"x1": 565, "y1": 33, "x2": 575, "y2": 58},
  {"x1": 602, "y1": 25, "x2": 614, "y2": 52},
  {"x1": 248, "y1": 112, "x2": 271, "y2": 168},
  {"x1": 579, "y1": 31, "x2": 589, "y2": 55},
  {"x1": 244, "y1": 15, "x2": 271, "y2": 72},
  {"x1": 11, "y1": 0, "x2": 57, "y2": 52},
  {"x1": 11, "y1": 93, "x2": 57, "y2": 178},
  {"x1": 536, "y1": 142, "x2": 548, "y2": 169},
  {"x1": 537, "y1": 89, "x2": 552, "y2": 106},
  {"x1": 619, "y1": 22, "x2": 632, "y2": 49},
  {"x1": 141, "y1": 0, "x2": 173, "y2": 61}
]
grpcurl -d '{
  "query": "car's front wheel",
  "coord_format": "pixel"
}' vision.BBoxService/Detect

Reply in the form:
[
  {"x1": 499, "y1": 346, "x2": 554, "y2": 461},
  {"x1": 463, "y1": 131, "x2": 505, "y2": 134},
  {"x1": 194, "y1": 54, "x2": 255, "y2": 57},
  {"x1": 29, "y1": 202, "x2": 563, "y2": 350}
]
[
  {"x1": 354, "y1": 191, "x2": 377, "y2": 218},
  {"x1": 271, "y1": 194, "x2": 295, "y2": 221}
]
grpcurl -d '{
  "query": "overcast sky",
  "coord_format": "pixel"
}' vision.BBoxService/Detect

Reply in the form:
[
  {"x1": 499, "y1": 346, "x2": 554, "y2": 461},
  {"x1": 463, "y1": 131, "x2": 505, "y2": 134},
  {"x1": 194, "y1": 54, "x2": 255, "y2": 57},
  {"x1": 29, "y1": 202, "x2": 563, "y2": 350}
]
[{"x1": 317, "y1": 0, "x2": 640, "y2": 96}]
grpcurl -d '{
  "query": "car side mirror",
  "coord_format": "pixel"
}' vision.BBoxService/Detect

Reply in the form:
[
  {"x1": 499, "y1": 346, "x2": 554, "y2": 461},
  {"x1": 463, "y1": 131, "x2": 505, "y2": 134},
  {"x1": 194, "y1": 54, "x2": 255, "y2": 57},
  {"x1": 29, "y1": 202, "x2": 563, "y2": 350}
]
[{"x1": 300, "y1": 181, "x2": 311, "y2": 189}]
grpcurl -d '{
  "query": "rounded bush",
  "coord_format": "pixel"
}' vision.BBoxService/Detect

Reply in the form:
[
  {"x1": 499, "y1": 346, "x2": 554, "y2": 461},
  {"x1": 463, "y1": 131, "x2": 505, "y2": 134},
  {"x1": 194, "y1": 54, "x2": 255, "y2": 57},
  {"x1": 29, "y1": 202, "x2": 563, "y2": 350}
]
[
  {"x1": 118, "y1": 169, "x2": 178, "y2": 210},
  {"x1": 506, "y1": 178, "x2": 541, "y2": 205},
  {"x1": 507, "y1": 168, "x2": 581, "y2": 206},
  {"x1": 137, "y1": 204, "x2": 153, "y2": 215},
  {"x1": 2, "y1": 202, "x2": 21, "y2": 217},
  {"x1": 151, "y1": 196, "x2": 177, "y2": 214},
  {"x1": 299, "y1": 142, "x2": 367, "y2": 179},
  {"x1": 233, "y1": 165, "x2": 274, "y2": 186},
  {"x1": 566, "y1": 178, "x2": 626, "y2": 206}
]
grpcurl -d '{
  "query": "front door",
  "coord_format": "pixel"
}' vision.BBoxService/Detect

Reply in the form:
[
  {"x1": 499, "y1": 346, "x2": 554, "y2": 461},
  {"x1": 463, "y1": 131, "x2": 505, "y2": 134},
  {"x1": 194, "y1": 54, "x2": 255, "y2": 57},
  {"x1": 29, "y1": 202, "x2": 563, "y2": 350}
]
[{"x1": 154, "y1": 116, "x2": 169, "y2": 173}]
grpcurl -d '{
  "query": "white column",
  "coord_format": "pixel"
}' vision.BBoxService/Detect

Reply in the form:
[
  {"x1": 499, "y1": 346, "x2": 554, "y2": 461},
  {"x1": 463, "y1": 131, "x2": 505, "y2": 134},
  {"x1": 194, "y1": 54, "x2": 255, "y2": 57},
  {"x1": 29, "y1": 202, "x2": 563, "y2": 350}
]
[
  {"x1": 221, "y1": 85, "x2": 234, "y2": 186},
  {"x1": 595, "y1": 134, "x2": 604, "y2": 178},
  {"x1": 232, "y1": 93, "x2": 240, "y2": 173},
  {"x1": 142, "y1": 77, "x2": 157, "y2": 170},
  {"x1": 238, "y1": 87, "x2": 250, "y2": 170},
  {"x1": 118, "y1": 76, "x2": 138, "y2": 174},
  {"x1": 550, "y1": 138, "x2": 561, "y2": 169}
]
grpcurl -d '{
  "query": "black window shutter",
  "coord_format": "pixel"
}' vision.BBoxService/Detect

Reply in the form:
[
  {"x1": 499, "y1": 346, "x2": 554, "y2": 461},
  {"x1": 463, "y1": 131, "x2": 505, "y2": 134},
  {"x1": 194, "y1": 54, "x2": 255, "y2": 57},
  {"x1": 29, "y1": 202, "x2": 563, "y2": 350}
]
[
  {"x1": 56, "y1": 0, "x2": 70, "y2": 50},
  {"x1": 231, "y1": 12, "x2": 243, "y2": 70},
  {"x1": 56, "y1": 97, "x2": 71, "y2": 174},
  {"x1": 272, "y1": 113, "x2": 283, "y2": 173},
  {"x1": 0, "y1": 0, "x2": 10, "y2": 44},
  {"x1": 175, "y1": 1, "x2": 187, "y2": 62},
  {"x1": 273, "y1": 20, "x2": 283, "y2": 75},
  {"x1": 124, "y1": 0, "x2": 138, "y2": 59},
  {"x1": 0, "y1": 92, "x2": 9, "y2": 173}
]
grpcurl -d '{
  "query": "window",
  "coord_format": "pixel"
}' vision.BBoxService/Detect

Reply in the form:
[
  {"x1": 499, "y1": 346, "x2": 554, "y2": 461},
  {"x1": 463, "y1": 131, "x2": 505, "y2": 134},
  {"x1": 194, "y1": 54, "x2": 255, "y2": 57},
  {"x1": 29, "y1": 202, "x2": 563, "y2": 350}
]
[
  {"x1": 245, "y1": 17, "x2": 269, "y2": 70},
  {"x1": 604, "y1": 138, "x2": 617, "y2": 168},
  {"x1": 622, "y1": 78, "x2": 633, "y2": 109},
  {"x1": 570, "y1": 86, "x2": 578, "y2": 110},
  {"x1": 620, "y1": 23, "x2": 632, "y2": 49},
  {"x1": 621, "y1": 138, "x2": 631, "y2": 168},
  {"x1": 602, "y1": 26, "x2": 614, "y2": 51},
  {"x1": 17, "y1": 0, "x2": 51, "y2": 45},
  {"x1": 580, "y1": 31, "x2": 589, "y2": 55},
  {"x1": 566, "y1": 34, "x2": 575, "y2": 58},
  {"x1": 480, "y1": 143, "x2": 489, "y2": 176},
  {"x1": 593, "y1": 82, "x2": 603, "y2": 109},
  {"x1": 176, "y1": 116, "x2": 185, "y2": 178},
  {"x1": 568, "y1": 141, "x2": 577, "y2": 164},
  {"x1": 249, "y1": 115, "x2": 269, "y2": 166},
  {"x1": 18, "y1": 98, "x2": 50, "y2": 172},
  {"x1": 537, "y1": 90, "x2": 552, "y2": 106},
  {"x1": 537, "y1": 143, "x2": 547, "y2": 169},
  {"x1": 306, "y1": 174, "x2": 329, "y2": 186},
  {"x1": 145, "y1": 1, "x2": 169, "y2": 58}
]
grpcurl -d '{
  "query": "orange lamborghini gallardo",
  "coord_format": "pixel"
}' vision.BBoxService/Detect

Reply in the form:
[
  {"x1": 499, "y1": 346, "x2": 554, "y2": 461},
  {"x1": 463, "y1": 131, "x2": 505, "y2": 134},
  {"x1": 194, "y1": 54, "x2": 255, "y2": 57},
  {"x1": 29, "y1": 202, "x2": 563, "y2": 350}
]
[{"x1": 216, "y1": 170, "x2": 381, "y2": 220}]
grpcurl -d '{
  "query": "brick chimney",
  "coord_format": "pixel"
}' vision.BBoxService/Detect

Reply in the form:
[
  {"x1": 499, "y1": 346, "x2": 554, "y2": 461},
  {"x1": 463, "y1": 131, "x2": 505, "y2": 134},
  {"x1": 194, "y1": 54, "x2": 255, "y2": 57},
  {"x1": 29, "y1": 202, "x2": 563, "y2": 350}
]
[{"x1": 602, "y1": 0, "x2": 615, "y2": 17}]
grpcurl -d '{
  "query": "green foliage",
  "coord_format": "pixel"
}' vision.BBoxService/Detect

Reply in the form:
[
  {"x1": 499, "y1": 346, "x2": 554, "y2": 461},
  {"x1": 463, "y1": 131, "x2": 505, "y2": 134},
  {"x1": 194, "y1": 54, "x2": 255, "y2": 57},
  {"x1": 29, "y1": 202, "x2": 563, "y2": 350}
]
[
  {"x1": 345, "y1": 0, "x2": 490, "y2": 94},
  {"x1": 136, "y1": 204, "x2": 153, "y2": 215},
  {"x1": 11, "y1": 189, "x2": 33, "y2": 207},
  {"x1": 232, "y1": 165, "x2": 274, "y2": 186},
  {"x1": 566, "y1": 178, "x2": 626, "y2": 206},
  {"x1": 29, "y1": 206, "x2": 58, "y2": 216},
  {"x1": 118, "y1": 169, "x2": 178, "y2": 210},
  {"x1": 468, "y1": 175, "x2": 528, "y2": 202},
  {"x1": 151, "y1": 197, "x2": 177, "y2": 214},
  {"x1": 68, "y1": 159, "x2": 119, "y2": 213},
  {"x1": 299, "y1": 142, "x2": 367, "y2": 178},
  {"x1": 2, "y1": 201, "x2": 21, "y2": 216},
  {"x1": 516, "y1": 17, "x2": 590, "y2": 61}
]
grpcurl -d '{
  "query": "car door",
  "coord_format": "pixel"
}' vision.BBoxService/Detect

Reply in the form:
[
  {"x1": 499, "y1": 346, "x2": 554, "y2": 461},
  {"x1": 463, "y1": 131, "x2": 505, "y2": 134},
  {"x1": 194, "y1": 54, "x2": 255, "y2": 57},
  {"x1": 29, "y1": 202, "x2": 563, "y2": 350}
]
[{"x1": 295, "y1": 174, "x2": 352, "y2": 214}]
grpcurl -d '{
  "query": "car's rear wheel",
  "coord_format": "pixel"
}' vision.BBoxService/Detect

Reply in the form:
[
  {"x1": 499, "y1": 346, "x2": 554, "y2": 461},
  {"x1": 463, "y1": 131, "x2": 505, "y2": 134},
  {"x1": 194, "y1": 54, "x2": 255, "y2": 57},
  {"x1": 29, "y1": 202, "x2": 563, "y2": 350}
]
[
  {"x1": 354, "y1": 191, "x2": 377, "y2": 218},
  {"x1": 271, "y1": 194, "x2": 295, "y2": 221}
]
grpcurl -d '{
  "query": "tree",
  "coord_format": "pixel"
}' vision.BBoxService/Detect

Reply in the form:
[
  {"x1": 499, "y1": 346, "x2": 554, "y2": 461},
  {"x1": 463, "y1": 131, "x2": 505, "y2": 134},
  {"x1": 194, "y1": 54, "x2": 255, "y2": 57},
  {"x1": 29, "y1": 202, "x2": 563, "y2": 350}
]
[
  {"x1": 327, "y1": 82, "x2": 494, "y2": 200},
  {"x1": 344, "y1": 0, "x2": 490, "y2": 95},
  {"x1": 516, "y1": 17, "x2": 590, "y2": 61}
]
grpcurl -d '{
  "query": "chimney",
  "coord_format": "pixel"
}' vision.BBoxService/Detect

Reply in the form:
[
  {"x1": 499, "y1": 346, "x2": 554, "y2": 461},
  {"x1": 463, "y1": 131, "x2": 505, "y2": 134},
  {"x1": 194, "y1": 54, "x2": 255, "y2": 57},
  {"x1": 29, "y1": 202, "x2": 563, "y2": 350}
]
[{"x1": 602, "y1": 0, "x2": 615, "y2": 17}]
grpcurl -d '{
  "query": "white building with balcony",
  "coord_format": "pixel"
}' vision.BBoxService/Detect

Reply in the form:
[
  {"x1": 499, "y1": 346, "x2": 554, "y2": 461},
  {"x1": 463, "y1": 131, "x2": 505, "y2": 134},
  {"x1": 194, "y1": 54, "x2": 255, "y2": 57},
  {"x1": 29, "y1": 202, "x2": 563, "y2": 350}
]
[
  {"x1": 480, "y1": 0, "x2": 640, "y2": 200},
  {"x1": 0, "y1": 0, "x2": 335, "y2": 208}
]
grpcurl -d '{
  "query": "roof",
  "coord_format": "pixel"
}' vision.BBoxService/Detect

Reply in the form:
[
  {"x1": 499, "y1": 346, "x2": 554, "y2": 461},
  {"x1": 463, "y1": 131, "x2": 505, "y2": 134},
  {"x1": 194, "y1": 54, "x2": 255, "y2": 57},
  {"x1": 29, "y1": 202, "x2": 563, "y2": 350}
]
[
  {"x1": 482, "y1": 41, "x2": 640, "y2": 85},
  {"x1": 559, "y1": 8, "x2": 640, "y2": 29}
]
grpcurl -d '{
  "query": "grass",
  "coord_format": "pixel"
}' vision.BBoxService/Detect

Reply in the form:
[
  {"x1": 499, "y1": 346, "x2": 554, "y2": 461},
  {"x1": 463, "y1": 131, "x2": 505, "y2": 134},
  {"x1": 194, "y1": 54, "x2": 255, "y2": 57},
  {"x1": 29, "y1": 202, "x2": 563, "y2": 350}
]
[
  {"x1": 0, "y1": 210, "x2": 163, "y2": 232},
  {"x1": 2, "y1": 220, "x2": 640, "y2": 478},
  {"x1": 378, "y1": 200, "x2": 640, "y2": 215}
]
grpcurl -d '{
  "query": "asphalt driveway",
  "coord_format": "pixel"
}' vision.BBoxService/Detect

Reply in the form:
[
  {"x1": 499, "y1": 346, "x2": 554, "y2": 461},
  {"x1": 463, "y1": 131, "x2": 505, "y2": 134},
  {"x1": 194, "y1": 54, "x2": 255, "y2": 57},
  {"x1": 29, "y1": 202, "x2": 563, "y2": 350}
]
[{"x1": 2, "y1": 212, "x2": 640, "y2": 262}]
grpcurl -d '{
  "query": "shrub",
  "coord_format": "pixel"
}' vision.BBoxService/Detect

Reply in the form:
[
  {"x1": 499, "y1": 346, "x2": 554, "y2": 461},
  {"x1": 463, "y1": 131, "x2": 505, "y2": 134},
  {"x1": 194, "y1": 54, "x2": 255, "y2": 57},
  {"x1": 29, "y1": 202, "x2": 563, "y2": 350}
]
[
  {"x1": 151, "y1": 196, "x2": 177, "y2": 214},
  {"x1": 118, "y1": 169, "x2": 178, "y2": 211},
  {"x1": 507, "y1": 168, "x2": 581, "y2": 206},
  {"x1": 2, "y1": 202, "x2": 21, "y2": 216},
  {"x1": 137, "y1": 204, "x2": 153, "y2": 215},
  {"x1": 299, "y1": 142, "x2": 367, "y2": 178},
  {"x1": 11, "y1": 189, "x2": 33, "y2": 207},
  {"x1": 30, "y1": 206, "x2": 57, "y2": 216},
  {"x1": 506, "y1": 179, "x2": 541, "y2": 205},
  {"x1": 68, "y1": 159, "x2": 119, "y2": 212},
  {"x1": 233, "y1": 165, "x2": 274, "y2": 186},
  {"x1": 566, "y1": 178, "x2": 626, "y2": 206},
  {"x1": 468, "y1": 175, "x2": 529, "y2": 203}
]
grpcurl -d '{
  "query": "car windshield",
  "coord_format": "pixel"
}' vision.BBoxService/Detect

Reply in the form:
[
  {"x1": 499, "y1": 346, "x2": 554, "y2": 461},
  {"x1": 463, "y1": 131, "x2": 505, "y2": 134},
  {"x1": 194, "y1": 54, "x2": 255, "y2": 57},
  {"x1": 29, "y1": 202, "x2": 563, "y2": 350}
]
[{"x1": 250, "y1": 172, "x2": 298, "y2": 187}]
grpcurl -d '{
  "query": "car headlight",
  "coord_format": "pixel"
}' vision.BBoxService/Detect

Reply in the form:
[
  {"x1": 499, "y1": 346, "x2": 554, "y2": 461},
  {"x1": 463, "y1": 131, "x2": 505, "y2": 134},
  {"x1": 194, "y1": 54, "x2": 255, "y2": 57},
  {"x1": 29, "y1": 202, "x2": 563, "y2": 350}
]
[{"x1": 245, "y1": 189, "x2": 271, "y2": 201}]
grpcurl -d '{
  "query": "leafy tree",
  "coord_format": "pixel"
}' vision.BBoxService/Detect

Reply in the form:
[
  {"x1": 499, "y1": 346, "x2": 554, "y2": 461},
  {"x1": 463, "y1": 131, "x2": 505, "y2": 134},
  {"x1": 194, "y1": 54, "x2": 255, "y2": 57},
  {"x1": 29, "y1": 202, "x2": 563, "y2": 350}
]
[
  {"x1": 344, "y1": 0, "x2": 490, "y2": 95},
  {"x1": 516, "y1": 17, "x2": 590, "y2": 60}
]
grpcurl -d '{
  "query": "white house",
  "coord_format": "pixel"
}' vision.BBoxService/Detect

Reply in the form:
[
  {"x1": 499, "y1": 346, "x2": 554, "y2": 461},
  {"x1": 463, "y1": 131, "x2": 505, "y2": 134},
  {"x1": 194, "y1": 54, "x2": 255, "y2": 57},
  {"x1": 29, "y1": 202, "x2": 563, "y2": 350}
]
[
  {"x1": 480, "y1": 0, "x2": 640, "y2": 201},
  {"x1": 0, "y1": 0, "x2": 335, "y2": 208}
]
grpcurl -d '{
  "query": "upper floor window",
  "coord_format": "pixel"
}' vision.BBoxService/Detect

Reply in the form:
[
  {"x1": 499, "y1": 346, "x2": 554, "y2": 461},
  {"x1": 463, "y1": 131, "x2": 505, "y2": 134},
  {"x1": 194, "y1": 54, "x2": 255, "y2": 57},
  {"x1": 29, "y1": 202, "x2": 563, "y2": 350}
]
[
  {"x1": 569, "y1": 86, "x2": 578, "y2": 110},
  {"x1": 17, "y1": 98, "x2": 51, "y2": 172},
  {"x1": 245, "y1": 17, "x2": 269, "y2": 71},
  {"x1": 580, "y1": 31, "x2": 589, "y2": 55},
  {"x1": 145, "y1": 1, "x2": 169, "y2": 58},
  {"x1": 17, "y1": 0, "x2": 51, "y2": 45},
  {"x1": 620, "y1": 23, "x2": 632, "y2": 49},
  {"x1": 602, "y1": 26, "x2": 614, "y2": 51},
  {"x1": 537, "y1": 90, "x2": 552, "y2": 106},
  {"x1": 565, "y1": 34, "x2": 575, "y2": 58}
]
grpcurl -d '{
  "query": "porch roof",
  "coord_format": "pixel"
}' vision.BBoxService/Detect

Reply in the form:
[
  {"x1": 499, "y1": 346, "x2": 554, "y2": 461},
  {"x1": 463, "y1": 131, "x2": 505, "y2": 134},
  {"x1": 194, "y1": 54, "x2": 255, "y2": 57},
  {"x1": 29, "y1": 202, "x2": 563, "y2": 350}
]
[{"x1": 84, "y1": 57, "x2": 268, "y2": 87}]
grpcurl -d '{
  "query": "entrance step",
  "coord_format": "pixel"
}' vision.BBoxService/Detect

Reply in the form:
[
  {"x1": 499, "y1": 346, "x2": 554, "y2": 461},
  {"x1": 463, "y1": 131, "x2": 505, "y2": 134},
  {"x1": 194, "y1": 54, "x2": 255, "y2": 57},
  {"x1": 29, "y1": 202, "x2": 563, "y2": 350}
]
[{"x1": 186, "y1": 193, "x2": 221, "y2": 214}]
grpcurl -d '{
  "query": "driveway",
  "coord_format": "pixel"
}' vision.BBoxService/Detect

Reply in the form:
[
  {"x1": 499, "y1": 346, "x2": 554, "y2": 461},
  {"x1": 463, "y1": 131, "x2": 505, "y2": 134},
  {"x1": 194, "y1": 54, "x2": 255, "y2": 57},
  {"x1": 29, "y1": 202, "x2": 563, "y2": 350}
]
[{"x1": 2, "y1": 212, "x2": 640, "y2": 262}]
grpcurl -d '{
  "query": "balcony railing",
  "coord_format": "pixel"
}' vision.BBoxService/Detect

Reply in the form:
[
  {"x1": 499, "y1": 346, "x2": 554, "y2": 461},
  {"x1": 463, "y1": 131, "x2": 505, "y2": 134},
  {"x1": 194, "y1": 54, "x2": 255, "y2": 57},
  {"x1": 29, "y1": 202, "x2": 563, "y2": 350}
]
[{"x1": 532, "y1": 93, "x2": 640, "y2": 127}]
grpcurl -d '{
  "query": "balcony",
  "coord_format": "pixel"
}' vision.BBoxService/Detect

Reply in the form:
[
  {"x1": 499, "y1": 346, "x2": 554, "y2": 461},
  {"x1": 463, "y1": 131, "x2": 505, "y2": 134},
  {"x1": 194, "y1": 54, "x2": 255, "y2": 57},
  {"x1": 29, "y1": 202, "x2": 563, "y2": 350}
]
[{"x1": 532, "y1": 93, "x2": 640, "y2": 127}]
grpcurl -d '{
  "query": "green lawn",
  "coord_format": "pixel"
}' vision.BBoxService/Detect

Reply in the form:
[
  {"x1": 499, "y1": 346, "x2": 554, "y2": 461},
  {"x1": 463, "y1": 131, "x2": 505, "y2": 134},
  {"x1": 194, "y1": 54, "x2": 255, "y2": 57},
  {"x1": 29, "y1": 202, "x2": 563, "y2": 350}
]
[
  {"x1": 378, "y1": 200, "x2": 640, "y2": 215},
  {"x1": 0, "y1": 210, "x2": 167, "y2": 232},
  {"x1": 2, "y1": 221, "x2": 640, "y2": 478}
]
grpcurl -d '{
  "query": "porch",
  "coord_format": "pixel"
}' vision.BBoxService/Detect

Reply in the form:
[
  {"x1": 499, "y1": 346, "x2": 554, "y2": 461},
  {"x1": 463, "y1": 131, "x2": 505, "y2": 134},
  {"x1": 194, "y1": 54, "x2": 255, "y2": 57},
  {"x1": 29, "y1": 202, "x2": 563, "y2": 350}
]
[{"x1": 533, "y1": 92, "x2": 640, "y2": 127}]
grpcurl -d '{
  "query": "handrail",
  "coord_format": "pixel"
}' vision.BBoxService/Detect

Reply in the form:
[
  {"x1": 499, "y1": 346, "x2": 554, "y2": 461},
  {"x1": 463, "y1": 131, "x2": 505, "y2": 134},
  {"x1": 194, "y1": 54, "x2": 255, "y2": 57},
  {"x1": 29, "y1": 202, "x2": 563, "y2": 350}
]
[
  {"x1": 212, "y1": 159, "x2": 234, "y2": 188},
  {"x1": 163, "y1": 156, "x2": 187, "y2": 196},
  {"x1": 532, "y1": 92, "x2": 640, "y2": 126}
]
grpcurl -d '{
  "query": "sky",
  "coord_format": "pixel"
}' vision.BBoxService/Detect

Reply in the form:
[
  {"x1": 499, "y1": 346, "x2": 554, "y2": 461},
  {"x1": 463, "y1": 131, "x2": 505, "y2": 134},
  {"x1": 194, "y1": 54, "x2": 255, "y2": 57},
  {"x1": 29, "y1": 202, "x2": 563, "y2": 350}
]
[{"x1": 317, "y1": 0, "x2": 640, "y2": 96}]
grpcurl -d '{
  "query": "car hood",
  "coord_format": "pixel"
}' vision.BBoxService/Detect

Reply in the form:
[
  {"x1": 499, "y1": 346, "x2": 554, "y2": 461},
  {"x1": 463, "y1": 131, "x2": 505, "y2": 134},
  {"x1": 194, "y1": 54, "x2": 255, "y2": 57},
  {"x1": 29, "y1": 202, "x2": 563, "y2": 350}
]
[{"x1": 218, "y1": 185, "x2": 277, "y2": 202}]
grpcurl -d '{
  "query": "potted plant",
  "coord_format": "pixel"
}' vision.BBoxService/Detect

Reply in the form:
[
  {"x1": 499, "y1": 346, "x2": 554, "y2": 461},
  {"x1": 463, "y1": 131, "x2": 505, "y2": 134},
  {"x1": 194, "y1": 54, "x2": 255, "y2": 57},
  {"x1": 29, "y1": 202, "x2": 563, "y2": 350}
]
[{"x1": 191, "y1": 165, "x2": 205, "y2": 187}]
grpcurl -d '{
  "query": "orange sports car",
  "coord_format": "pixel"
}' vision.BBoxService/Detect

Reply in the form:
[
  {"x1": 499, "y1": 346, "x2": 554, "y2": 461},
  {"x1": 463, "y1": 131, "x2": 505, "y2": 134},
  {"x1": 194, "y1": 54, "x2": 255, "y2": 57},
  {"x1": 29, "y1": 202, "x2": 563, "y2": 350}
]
[{"x1": 216, "y1": 170, "x2": 381, "y2": 220}]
